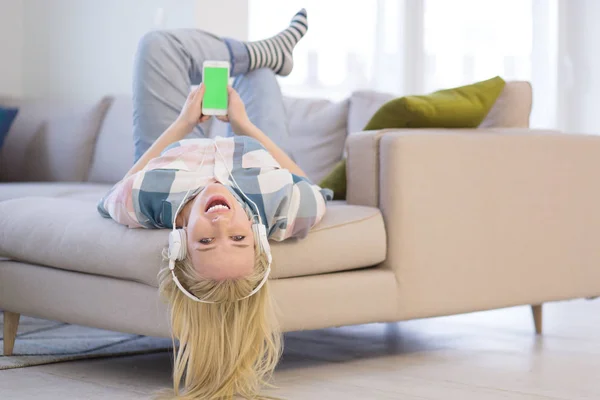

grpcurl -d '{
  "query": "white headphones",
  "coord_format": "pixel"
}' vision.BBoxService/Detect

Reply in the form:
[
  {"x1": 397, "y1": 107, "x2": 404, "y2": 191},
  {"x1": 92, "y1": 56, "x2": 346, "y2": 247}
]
[{"x1": 167, "y1": 140, "x2": 272, "y2": 304}]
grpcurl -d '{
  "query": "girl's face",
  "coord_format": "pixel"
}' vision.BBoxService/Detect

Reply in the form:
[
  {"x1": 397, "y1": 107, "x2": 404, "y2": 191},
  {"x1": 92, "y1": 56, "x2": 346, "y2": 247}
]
[{"x1": 180, "y1": 183, "x2": 255, "y2": 280}]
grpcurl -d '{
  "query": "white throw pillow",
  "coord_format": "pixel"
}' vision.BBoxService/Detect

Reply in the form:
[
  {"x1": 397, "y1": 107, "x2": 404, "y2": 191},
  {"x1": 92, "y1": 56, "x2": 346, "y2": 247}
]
[
  {"x1": 208, "y1": 97, "x2": 350, "y2": 183},
  {"x1": 347, "y1": 90, "x2": 394, "y2": 135},
  {"x1": 479, "y1": 81, "x2": 532, "y2": 128},
  {"x1": 283, "y1": 97, "x2": 350, "y2": 183}
]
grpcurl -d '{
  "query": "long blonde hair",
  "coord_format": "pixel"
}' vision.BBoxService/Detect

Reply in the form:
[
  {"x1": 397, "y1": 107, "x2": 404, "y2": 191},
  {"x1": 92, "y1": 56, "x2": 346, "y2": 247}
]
[{"x1": 155, "y1": 245, "x2": 282, "y2": 400}]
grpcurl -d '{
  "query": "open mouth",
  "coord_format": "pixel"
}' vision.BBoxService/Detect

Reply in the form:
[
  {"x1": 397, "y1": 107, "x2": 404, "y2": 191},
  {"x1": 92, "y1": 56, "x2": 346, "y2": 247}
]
[{"x1": 205, "y1": 196, "x2": 231, "y2": 213}]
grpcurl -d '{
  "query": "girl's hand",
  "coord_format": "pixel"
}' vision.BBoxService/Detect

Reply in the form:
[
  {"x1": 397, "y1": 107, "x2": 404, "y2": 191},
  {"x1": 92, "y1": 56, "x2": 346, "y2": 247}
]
[
  {"x1": 216, "y1": 86, "x2": 253, "y2": 135},
  {"x1": 176, "y1": 84, "x2": 210, "y2": 132}
]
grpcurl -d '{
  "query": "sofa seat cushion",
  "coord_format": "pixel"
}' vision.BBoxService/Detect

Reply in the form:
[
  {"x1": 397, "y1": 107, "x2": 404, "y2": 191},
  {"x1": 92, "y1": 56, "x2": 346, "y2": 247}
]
[
  {"x1": 0, "y1": 182, "x2": 112, "y2": 202},
  {"x1": 0, "y1": 197, "x2": 386, "y2": 287}
]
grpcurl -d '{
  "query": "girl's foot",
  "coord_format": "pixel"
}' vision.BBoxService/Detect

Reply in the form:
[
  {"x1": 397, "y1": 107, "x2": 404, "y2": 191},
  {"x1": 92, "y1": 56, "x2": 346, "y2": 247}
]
[{"x1": 243, "y1": 9, "x2": 308, "y2": 76}]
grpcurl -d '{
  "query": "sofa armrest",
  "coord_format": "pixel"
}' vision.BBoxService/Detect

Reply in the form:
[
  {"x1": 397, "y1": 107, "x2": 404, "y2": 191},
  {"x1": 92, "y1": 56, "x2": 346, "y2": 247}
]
[
  {"x1": 345, "y1": 130, "x2": 391, "y2": 207},
  {"x1": 378, "y1": 128, "x2": 600, "y2": 319}
]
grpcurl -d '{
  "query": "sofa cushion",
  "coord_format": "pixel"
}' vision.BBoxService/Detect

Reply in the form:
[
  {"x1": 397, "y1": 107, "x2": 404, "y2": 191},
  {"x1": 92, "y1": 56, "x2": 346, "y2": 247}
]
[
  {"x1": 347, "y1": 81, "x2": 532, "y2": 135},
  {"x1": 0, "y1": 197, "x2": 386, "y2": 287},
  {"x1": 87, "y1": 96, "x2": 135, "y2": 184},
  {"x1": 87, "y1": 94, "x2": 350, "y2": 185},
  {"x1": 0, "y1": 106, "x2": 19, "y2": 149},
  {"x1": 209, "y1": 97, "x2": 350, "y2": 183},
  {"x1": 318, "y1": 159, "x2": 346, "y2": 201},
  {"x1": 348, "y1": 90, "x2": 395, "y2": 135},
  {"x1": 0, "y1": 182, "x2": 112, "y2": 202},
  {"x1": 364, "y1": 77, "x2": 506, "y2": 130},
  {"x1": 87, "y1": 95, "x2": 215, "y2": 185},
  {"x1": 0, "y1": 97, "x2": 112, "y2": 182},
  {"x1": 283, "y1": 97, "x2": 350, "y2": 183},
  {"x1": 479, "y1": 81, "x2": 532, "y2": 128}
]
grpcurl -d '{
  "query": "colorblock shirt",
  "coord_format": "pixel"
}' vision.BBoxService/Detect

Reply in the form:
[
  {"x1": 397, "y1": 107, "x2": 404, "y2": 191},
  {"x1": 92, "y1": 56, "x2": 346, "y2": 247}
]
[{"x1": 97, "y1": 136, "x2": 332, "y2": 241}]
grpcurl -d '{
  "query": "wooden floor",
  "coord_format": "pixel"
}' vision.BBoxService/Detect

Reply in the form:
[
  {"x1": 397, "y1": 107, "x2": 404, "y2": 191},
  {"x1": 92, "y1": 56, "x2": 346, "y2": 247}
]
[{"x1": 1, "y1": 299, "x2": 599, "y2": 399}]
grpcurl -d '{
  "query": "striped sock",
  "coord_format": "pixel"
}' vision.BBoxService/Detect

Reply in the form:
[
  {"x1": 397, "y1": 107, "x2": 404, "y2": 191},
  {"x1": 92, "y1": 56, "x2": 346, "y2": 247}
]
[{"x1": 244, "y1": 8, "x2": 308, "y2": 76}]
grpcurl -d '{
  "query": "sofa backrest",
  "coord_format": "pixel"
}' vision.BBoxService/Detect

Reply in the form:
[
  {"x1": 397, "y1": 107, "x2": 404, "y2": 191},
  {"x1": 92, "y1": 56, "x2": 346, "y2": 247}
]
[
  {"x1": 208, "y1": 97, "x2": 350, "y2": 183},
  {"x1": 0, "y1": 96, "x2": 111, "y2": 182},
  {"x1": 86, "y1": 96, "x2": 134, "y2": 183},
  {"x1": 0, "y1": 81, "x2": 532, "y2": 186},
  {"x1": 88, "y1": 95, "x2": 351, "y2": 185}
]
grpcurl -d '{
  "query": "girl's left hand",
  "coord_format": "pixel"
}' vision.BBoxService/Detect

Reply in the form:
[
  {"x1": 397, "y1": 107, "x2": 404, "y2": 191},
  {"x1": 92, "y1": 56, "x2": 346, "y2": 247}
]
[
  {"x1": 216, "y1": 86, "x2": 253, "y2": 135},
  {"x1": 176, "y1": 84, "x2": 210, "y2": 131}
]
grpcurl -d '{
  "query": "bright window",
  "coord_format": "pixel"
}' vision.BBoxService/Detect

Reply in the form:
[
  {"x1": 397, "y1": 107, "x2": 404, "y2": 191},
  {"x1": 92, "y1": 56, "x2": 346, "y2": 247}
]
[
  {"x1": 249, "y1": 0, "x2": 379, "y2": 99},
  {"x1": 424, "y1": 0, "x2": 533, "y2": 92},
  {"x1": 249, "y1": 0, "x2": 558, "y2": 128}
]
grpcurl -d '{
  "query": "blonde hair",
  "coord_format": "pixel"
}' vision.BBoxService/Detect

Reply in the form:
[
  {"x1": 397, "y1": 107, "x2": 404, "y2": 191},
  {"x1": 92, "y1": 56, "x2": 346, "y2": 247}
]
[{"x1": 155, "y1": 245, "x2": 282, "y2": 400}]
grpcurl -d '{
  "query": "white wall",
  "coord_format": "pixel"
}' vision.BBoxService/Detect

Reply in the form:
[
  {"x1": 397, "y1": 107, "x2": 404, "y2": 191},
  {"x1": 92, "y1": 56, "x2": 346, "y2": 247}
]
[
  {"x1": 0, "y1": 0, "x2": 248, "y2": 100},
  {"x1": 21, "y1": 0, "x2": 201, "y2": 100},
  {"x1": 0, "y1": 0, "x2": 24, "y2": 97},
  {"x1": 196, "y1": 0, "x2": 248, "y2": 40},
  {"x1": 19, "y1": 0, "x2": 249, "y2": 101}
]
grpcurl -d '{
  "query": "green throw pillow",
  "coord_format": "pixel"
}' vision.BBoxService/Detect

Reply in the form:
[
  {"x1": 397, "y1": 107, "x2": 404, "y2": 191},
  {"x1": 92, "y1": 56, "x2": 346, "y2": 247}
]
[
  {"x1": 319, "y1": 76, "x2": 506, "y2": 200},
  {"x1": 318, "y1": 159, "x2": 347, "y2": 201}
]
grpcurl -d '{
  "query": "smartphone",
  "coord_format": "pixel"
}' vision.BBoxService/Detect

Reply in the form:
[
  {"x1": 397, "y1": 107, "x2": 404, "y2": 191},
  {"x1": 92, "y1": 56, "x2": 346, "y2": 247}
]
[{"x1": 202, "y1": 60, "x2": 230, "y2": 116}]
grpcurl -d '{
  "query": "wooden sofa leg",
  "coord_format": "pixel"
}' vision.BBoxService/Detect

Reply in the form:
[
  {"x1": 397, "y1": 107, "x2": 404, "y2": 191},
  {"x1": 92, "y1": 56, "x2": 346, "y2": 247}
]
[
  {"x1": 3, "y1": 311, "x2": 20, "y2": 356},
  {"x1": 531, "y1": 304, "x2": 543, "y2": 335}
]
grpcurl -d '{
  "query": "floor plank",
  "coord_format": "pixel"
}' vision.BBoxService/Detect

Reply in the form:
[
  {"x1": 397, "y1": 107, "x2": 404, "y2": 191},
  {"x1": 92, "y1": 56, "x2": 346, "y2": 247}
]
[{"x1": 1, "y1": 299, "x2": 600, "y2": 399}]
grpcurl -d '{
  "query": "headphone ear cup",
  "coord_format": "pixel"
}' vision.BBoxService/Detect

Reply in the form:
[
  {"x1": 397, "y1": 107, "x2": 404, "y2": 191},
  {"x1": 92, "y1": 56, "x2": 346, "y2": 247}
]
[
  {"x1": 252, "y1": 223, "x2": 271, "y2": 264},
  {"x1": 177, "y1": 229, "x2": 187, "y2": 259},
  {"x1": 169, "y1": 229, "x2": 187, "y2": 261}
]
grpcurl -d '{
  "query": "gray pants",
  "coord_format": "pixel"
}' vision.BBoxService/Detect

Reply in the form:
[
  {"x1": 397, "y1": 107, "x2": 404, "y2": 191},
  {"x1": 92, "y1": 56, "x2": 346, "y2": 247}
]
[{"x1": 132, "y1": 30, "x2": 288, "y2": 162}]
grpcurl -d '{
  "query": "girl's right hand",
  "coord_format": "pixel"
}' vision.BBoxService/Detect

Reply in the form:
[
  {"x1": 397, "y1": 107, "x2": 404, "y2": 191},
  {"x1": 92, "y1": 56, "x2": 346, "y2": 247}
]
[
  {"x1": 176, "y1": 84, "x2": 210, "y2": 132},
  {"x1": 217, "y1": 86, "x2": 253, "y2": 135}
]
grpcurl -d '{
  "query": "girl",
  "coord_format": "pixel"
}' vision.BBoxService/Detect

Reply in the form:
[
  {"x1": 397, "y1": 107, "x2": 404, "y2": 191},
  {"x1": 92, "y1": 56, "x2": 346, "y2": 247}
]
[{"x1": 97, "y1": 9, "x2": 331, "y2": 400}]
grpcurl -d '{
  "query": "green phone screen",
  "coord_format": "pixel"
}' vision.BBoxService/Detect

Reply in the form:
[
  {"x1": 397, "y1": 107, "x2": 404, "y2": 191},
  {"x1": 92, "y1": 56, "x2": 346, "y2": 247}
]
[{"x1": 203, "y1": 67, "x2": 229, "y2": 110}]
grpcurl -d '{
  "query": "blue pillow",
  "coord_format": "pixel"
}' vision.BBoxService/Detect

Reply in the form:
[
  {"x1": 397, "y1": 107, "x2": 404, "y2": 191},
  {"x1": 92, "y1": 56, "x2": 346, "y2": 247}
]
[{"x1": 0, "y1": 107, "x2": 19, "y2": 149}]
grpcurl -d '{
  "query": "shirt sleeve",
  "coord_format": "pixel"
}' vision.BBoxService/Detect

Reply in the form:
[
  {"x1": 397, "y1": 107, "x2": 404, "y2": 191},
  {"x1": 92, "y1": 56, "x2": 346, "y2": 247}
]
[
  {"x1": 97, "y1": 173, "x2": 145, "y2": 229},
  {"x1": 269, "y1": 174, "x2": 333, "y2": 241}
]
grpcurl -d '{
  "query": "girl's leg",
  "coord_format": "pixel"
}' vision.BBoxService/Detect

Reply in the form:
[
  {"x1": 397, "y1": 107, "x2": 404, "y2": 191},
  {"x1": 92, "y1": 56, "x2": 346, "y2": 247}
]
[
  {"x1": 133, "y1": 30, "x2": 247, "y2": 162},
  {"x1": 222, "y1": 8, "x2": 308, "y2": 147},
  {"x1": 133, "y1": 9, "x2": 307, "y2": 162},
  {"x1": 229, "y1": 68, "x2": 289, "y2": 147}
]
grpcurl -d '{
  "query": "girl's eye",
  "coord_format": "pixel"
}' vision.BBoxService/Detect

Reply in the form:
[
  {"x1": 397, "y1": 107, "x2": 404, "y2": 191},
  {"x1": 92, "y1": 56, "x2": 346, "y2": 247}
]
[
  {"x1": 231, "y1": 235, "x2": 246, "y2": 241},
  {"x1": 199, "y1": 238, "x2": 214, "y2": 244}
]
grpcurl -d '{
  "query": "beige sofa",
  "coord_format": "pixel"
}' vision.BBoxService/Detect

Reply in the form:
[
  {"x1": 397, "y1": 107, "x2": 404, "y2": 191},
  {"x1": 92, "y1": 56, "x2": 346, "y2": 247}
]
[{"x1": 3, "y1": 82, "x2": 599, "y2": 357}]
